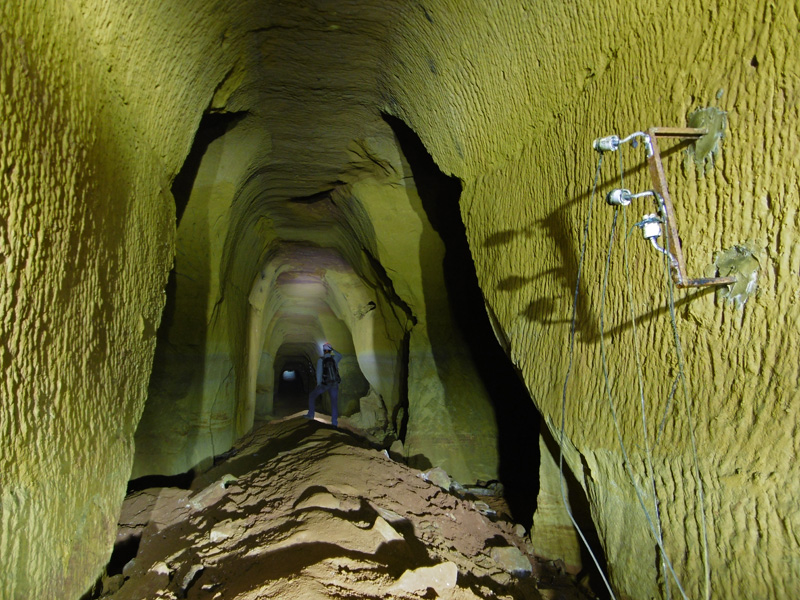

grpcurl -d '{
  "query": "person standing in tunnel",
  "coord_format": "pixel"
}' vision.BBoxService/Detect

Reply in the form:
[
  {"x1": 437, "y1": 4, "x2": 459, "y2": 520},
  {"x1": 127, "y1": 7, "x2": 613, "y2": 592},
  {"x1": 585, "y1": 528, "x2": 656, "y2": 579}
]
[{"x1": 305, "y1": 343, "x2": 342, "y2": 426}]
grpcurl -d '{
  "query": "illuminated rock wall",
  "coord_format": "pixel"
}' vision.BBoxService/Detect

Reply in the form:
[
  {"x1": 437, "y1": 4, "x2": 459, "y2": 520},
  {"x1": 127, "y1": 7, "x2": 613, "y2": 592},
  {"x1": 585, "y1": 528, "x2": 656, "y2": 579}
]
[
  {"x1": 2, "y1": 1, "x2": 798, "y2": 598},
  {"x1": 383, "y1": 2, "x2": 800, "y2": 598},
  {"x1": 0, "y1": 1, "x2": 241, "y2": 596}
]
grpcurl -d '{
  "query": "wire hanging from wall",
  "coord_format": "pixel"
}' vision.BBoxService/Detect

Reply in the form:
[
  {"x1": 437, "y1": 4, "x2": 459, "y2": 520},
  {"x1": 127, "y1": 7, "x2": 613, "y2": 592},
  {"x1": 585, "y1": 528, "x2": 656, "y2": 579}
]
[
  {"x1": 659, "y1": 208, "x2": 712, "y2": 600},
  {"x1": 598, "y1": 154, "x2": 686, "y2": 600},
  {"x1": 611, "y1": 133, "x2": 712, "y2": 600},
  {"x1": 558, "y1": 153, "x2": 618, "y2": 600},
  {"x1": 621, "y1": 207, "x2": 672, "y2": 600},
  {"x1": 558, "y1": 131, "x2": 713, "y2": 600}
]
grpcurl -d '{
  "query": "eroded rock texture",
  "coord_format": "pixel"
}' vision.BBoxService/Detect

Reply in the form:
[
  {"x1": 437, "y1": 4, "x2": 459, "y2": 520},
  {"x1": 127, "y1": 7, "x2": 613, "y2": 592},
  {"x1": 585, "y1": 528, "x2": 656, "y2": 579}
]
[
  {"x1": 106, "y1": 418, "x2": 582, "y2": 600},
  {"x1": 2, "y1": 0, "x2": 799, "y2": 599}
]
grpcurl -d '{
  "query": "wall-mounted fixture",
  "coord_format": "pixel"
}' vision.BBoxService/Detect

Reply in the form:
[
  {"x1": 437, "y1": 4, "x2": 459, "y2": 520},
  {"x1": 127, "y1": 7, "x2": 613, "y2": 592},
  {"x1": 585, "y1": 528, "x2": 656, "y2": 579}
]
[{"x1": 594, "y1": 127, "x2": 736, "y2": 289}]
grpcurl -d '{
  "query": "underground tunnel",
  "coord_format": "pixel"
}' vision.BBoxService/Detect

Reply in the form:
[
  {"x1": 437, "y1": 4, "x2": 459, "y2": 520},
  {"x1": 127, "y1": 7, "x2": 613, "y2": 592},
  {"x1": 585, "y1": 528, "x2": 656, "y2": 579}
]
[
  {"x1": 118, "y1": 66, "x2": 561, "y2": 596},
  {"x1": 3, "y1": 1, "x2": 800, "y2": 599}
]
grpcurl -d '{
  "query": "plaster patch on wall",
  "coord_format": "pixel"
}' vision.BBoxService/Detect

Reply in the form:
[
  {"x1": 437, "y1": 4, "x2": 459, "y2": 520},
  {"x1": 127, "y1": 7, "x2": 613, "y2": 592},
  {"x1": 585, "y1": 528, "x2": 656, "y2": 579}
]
[
  {"x1": 687, "y1": 107, "x2": 727, "y2": 173},
  {"x1": 713, "y1": 245, "x2": 759, "y2": 308}
]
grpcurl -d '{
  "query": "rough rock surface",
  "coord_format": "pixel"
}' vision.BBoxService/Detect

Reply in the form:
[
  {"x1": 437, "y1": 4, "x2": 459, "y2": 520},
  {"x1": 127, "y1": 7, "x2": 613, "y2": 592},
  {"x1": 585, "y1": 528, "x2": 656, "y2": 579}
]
[
  {"x1": 530, "y1": 426, "x2": 583, "y2": 574},
  {"x1": 103, "y1": 418, "x2": 586, "y2": 600},
  {"x1": 382, "y1": 2, "x2": 800, "y2": 599},
  {"x1": 3, "y1": 0, "x2": 800, "y2": 598}
]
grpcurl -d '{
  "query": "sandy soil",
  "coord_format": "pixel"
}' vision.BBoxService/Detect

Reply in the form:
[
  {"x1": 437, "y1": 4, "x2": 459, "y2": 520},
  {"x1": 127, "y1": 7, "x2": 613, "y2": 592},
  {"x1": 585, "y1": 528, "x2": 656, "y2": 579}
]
[{"x1": 99, "y1": 416, "x2": 591, "y2": 600}]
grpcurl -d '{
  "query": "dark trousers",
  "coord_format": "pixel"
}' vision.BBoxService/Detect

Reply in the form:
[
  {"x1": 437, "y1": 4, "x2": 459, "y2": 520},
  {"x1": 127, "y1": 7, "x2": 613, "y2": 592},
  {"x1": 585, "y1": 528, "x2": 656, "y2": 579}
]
[{"x1": 308, "y1": 383, "x2": 339, "y2": 425}]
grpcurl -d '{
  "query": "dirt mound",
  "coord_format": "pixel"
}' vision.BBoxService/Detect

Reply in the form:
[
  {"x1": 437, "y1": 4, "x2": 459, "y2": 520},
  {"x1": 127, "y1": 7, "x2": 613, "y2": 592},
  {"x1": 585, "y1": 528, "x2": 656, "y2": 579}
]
[{"x1": 101, "y1": 417, "x2": 588, "y2": 599}]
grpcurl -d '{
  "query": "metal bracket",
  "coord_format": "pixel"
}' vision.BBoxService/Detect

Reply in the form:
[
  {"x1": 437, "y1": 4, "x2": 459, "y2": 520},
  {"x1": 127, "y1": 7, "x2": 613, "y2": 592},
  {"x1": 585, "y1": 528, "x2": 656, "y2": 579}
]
[{"x1": 645, "y1": 127, "x2": 736, "y2": 289}]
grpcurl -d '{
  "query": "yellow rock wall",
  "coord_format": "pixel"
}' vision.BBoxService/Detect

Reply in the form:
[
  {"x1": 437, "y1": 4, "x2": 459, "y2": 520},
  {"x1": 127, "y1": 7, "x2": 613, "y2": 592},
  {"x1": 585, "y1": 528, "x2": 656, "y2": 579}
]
[
  {"x1": 133, "y1": 118, "x2": 259, "y2": 478},
  {"x1": 384, "y1": 1, "x2": 800, "y2": 597},
  {"x1": 349, "y1": 152, "x2": 499, "y2": 483},
  {"x1": 0, "y1": 1, "x2": 239, "y2": 596},
  {"x1": 3, "y1": 1, "x2": 799, "y2": 598}
]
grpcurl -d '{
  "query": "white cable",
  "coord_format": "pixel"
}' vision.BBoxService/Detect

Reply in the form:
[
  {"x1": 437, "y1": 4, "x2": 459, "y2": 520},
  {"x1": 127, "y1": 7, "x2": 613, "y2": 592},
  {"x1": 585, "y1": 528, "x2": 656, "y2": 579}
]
[{"x1": 558, "y1": 154, "x2": 618, "y2": 600}]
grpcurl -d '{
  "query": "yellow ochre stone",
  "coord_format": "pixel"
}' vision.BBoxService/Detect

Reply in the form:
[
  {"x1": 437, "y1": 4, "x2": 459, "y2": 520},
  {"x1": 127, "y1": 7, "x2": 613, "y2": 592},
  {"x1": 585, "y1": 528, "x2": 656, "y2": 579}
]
[{"x1": 2, "y1": 1, "x2": 799, "y2": 599}]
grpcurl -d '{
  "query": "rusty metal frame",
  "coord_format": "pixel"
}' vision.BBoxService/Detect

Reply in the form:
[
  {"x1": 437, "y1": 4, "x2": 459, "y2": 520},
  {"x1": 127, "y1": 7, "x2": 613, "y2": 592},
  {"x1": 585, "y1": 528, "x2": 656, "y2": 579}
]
[{"x1": 646, "y1": 127, "x2": 736, "y2": 289}]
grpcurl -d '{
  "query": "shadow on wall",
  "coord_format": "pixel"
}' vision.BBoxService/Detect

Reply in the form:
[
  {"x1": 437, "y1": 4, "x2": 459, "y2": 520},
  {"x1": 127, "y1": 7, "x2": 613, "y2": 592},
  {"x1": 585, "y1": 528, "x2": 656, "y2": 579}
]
[
  {"x1": 483, "y1": 138, "x2": 700, "y2": 345},
  {"x1": 382, "y1": 114, "x2": 541, "y2": 528},
  {"x1": 540, "y1": 423, "x2": 612, "y2": 600},
  {"x1": 171, "y1": 111, "x2": 249, "y2": 225},
  {"x1": 134, "y1": 111, "x2": 248, "y2": 477}
]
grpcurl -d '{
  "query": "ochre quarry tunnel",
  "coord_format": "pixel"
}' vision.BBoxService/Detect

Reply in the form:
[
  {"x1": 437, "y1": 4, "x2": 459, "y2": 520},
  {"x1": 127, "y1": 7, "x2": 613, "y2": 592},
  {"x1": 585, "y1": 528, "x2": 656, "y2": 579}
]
[{"x1": 2, "y1": 1, "x2": 800, "y2": 599}]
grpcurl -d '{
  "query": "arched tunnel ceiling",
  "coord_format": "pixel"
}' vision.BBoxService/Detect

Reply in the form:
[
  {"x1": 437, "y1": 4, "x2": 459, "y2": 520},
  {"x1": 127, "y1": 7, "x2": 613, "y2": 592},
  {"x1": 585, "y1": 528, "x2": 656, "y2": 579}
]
[
  {"x1": 216, "y1": 0, "x2": 395, "y2": 213},
  {"x1": 197, "y1": 10, "x2": 426, "y2": 386},
  {"x1": 7, "y1": 1, "x2": 799, "y2": 599},
  {"x1": 133, "y1": 0, "x2": 447, "y2": 494},
  {"x1": 274, "y1": 351, "x2": 312, "y2": 375},
  {"x1": 202, "y1": 1, "x2": 407, "y2": 355},
  {"x1": 163, "y1": 0, "x2": 502, "y2": 468},
  {"x1": 262, "y1": 245, "x2": 357, "y2": 356}
]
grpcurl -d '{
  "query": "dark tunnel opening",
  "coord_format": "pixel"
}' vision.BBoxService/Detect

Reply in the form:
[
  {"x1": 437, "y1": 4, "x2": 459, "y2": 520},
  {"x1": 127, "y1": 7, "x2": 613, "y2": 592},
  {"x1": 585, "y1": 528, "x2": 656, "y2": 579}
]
[
  {"x1": 274, "y1": 368, "x2": 310, "y2": 417},
  {"x1": 382, "y1": 113, "x2": 541, "y2": 528},
  {"x1": 126, "y1": 470, "x2": 194, "y2": 494}
]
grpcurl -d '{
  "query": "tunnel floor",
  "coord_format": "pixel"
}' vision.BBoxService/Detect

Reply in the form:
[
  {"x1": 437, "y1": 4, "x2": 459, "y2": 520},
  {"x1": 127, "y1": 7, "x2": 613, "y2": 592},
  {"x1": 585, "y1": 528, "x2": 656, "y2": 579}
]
[
  {"x1": 98, "y1": 418, "x2": 592, "y2": 600},
  {"x1": 272, "y1": 379, "x2": 310, "y2": 418}
]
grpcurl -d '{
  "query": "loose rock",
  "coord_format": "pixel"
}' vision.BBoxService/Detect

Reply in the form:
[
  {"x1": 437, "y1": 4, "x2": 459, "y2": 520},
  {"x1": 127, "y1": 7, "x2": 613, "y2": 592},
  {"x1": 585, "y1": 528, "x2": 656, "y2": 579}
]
[
  {"x1": 421, "y1": 466, "x2": 452, "y2": 490},
  {"x1": 389, "y1": 561, "x2": 459, "y2": 595},
  {"x1": 106, "y1": 418, "x2": 586, "y2": 599},
  {"x1": 490, "y1": 545, "x2": 533, "y2": 577}
]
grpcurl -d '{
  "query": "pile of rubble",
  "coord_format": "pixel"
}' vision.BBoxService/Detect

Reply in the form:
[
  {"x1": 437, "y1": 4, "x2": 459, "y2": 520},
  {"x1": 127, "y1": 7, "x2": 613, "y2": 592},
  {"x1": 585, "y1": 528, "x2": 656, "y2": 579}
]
[{"x1": 98, "y1": 417, "x2": 591, "y2": 599}]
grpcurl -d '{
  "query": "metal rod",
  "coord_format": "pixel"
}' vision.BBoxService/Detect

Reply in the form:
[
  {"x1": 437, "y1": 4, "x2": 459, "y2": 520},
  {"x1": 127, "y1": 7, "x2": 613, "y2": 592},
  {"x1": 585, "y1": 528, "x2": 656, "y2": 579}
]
[
  {"x1": 645, "y1": 127, "x2": 735, "y2": 289},
  {"x1": 649, "y1": 237, "x2": 679, "y2": 269},
  {"x1": 650, "y1": 127, "x2": 707, "y2": 139},
  {"x1": 683, "y1": 276, "x2": 737, "y2": 287},
  {"x1": 647, "y1": 129, "x2": 688, "y2": 285}
]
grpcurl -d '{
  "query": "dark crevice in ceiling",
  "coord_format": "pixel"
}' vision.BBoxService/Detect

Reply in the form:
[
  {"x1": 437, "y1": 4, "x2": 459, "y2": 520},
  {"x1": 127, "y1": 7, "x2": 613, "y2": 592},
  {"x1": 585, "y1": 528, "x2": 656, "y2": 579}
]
[
  {"x1": 171, "y1": 110, "x2": 249, "y2": 225},
  {"x1": 361, "y1": 247, "x2": 417, "y2": 327},
  {"x1": 288, "y1": 188, "x2": 338, "y2": 204}
]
